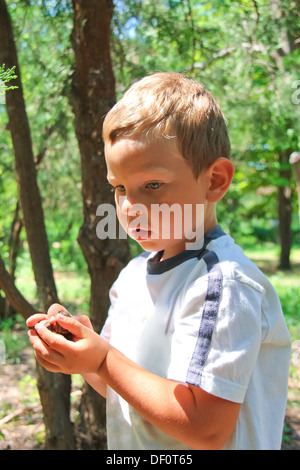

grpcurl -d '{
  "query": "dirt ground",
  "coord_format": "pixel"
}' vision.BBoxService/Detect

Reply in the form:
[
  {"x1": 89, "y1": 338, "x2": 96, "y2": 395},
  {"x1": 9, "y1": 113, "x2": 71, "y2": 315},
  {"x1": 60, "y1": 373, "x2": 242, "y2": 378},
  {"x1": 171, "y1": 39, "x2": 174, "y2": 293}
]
[
  {"x1": 0, "y1": 337, "x2": 300, "y2": 450},
  {"x1": 0, "y1": 342, "x2": 83, "y2": 450},
  {"x1": 0, "y1": 347, "x2": 45, "y2": 450}
]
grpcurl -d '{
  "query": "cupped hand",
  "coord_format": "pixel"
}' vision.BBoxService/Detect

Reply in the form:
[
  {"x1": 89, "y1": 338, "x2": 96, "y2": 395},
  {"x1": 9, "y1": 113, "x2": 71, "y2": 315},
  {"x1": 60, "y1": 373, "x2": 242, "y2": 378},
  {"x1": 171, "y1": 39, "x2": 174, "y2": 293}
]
[
  {"x1": 27, "y1": 304, "x2": 108, "y2": 375},
  {"x1": 26, "y1": 303, "x2": 93, "y2": 331}
]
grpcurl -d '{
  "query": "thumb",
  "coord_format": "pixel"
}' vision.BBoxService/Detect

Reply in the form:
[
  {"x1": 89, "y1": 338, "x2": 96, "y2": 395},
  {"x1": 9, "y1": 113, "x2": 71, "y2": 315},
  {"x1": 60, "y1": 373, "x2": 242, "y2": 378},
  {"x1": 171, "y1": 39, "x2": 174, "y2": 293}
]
[
  {"x1": 73, "y1": 315, "x2": 94, "y2": 330},
  {"x1": 47, "y1": 303, "x2": 71, "y2": 317},
  {"x1": 55, "y1": 313, "x2": 91, "y2": 340}
]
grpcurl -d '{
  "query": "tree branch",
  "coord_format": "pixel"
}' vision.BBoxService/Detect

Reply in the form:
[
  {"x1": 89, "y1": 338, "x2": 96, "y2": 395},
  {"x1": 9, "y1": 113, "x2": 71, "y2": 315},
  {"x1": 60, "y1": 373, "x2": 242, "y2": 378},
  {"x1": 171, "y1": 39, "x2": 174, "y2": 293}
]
[
  {"x1": 252, "y1": 0, "x2": 260, "y2": 26},
  {"x1": 188, "y1": 47, "x2": 235, "y2": 71},
  {"x1": 0, "y1": 255, "x2": 37, "y2": 320}
]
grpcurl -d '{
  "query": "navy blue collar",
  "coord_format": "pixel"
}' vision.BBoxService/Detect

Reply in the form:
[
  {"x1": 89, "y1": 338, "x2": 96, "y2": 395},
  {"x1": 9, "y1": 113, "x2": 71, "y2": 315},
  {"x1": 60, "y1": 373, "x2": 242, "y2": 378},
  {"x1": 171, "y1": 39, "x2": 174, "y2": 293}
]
[{"x1": 147, "y1": 225, "x2": 226, "y2": 275}]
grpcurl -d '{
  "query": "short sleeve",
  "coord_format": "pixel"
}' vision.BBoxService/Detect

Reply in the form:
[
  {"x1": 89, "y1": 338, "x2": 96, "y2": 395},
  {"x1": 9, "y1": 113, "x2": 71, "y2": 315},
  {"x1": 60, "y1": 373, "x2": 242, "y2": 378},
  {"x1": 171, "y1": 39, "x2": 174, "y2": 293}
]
[{"x1": 167, "y1": 271, "x2": 265, "y2": 404}]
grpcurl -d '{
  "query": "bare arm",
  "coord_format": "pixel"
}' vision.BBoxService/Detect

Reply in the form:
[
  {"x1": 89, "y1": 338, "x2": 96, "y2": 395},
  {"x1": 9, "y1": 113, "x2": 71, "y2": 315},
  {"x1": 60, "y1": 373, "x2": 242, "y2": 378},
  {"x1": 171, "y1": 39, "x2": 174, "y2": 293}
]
[
  {"x1": 99, "y1": 344, "x2": 240, "y2": 449},
  {"x1": 81, "y1": 372, "x2": 107, "y2": 398}
]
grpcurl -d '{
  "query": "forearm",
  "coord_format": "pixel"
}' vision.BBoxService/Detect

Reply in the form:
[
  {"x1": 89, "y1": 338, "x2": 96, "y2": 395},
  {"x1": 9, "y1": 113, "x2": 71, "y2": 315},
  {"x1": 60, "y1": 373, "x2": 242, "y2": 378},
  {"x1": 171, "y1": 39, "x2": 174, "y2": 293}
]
[{"x1": 82, "y1": 372, "x2": 107, "y2": 398}]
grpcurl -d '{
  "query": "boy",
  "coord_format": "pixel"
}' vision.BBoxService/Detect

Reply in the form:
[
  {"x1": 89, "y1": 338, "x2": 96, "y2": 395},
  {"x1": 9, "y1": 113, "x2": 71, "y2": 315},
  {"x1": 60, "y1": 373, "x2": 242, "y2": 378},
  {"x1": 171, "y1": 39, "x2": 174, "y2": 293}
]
[{"x1": 27, "y1": 72, "x2": 291, "y2": 450}]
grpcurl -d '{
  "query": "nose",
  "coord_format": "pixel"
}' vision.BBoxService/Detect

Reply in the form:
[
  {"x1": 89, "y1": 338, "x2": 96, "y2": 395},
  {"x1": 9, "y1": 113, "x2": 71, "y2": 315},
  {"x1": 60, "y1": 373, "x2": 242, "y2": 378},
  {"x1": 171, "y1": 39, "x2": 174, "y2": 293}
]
[
  {"x1": 119, "y1": 195, "x2": 140, "y2": 216},
  {"x1": 118, "y1": 196, "x2": 149, "y2": 230},
  {"x1": 119, "y1": 196, "x2": 137, "y2": 216}
]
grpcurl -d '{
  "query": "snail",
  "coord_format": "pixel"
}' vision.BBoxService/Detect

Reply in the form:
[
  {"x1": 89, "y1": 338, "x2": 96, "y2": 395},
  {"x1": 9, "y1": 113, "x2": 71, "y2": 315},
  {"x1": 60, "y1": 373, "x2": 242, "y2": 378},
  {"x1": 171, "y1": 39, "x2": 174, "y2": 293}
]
[{"x1": 30, "y1": 310, "x2": 74, "y2": 341}]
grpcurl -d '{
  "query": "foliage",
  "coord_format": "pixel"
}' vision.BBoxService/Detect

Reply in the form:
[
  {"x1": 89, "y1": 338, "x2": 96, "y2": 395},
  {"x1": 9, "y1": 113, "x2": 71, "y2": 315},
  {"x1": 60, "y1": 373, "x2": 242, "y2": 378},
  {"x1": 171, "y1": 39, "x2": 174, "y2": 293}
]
[
  {"x1": 270, "y1": 274, "x2": 300, "y2": 340},
  {"x1": 0, "y1": 0, "x2": 299, "y2": 298},
  {"x1": 0, "y1": 314, "x2": 28, "y2": 364},
  {"x1": 0, "y1": 0, "x2": 84, "y2": 274},
  {"x1": 0, "y1": 65, "x2": 18, "y2": 94},
  {"x1": 112, "y1": 0, "x2": 300, "y2": 248}
]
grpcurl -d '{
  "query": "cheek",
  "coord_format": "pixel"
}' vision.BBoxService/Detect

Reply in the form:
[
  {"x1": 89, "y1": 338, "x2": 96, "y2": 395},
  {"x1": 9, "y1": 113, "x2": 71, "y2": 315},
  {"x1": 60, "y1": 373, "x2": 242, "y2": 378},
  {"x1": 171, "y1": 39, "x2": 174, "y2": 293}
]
[{"x1": 116, "y1": 205, "x2": 127, "y2": 229}]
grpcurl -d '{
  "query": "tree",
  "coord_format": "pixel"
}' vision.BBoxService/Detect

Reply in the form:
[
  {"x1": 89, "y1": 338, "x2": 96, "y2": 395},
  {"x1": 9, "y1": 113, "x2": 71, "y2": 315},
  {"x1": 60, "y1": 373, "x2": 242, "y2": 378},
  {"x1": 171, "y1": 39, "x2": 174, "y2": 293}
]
[
  {"x1": 70, "y1": 0, "x2": 130, "y2": 449},
  {"x1": 290, "y1": 152, "x2": 300, "y2": 225},
  {"x1": 0, "y1": 0, "x2": 130, "y2": 449},
  {"x1": 0, "y1": 0, "x2": 76, "y2": 449}
]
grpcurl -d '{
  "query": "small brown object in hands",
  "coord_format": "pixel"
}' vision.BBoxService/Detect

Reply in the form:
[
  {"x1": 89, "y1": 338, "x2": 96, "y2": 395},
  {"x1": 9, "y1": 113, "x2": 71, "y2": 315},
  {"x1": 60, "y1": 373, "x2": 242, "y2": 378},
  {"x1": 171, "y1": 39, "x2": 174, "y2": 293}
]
[{"x1": 33, "y1": 310, "x2": 74, "y2": 341}]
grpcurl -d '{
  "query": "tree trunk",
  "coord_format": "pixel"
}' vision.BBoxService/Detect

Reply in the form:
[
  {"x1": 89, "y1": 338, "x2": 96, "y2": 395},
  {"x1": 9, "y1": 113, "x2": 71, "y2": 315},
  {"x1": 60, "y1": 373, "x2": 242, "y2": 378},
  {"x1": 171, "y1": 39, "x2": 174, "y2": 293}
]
[
  {"x1": 277, "y1": 152, "x2": 292, "y2": 270},
  {"x1": 2, "y1": 201, "x2": 23, "y2": 319},
  {"x1": 0, "y1": 0, "x2": 76, "y2": 449},
  {"x1": 70, "y1": 0, "x2": 130, "y2": 449},
  {"x1": 290, "y1": 152, "x2": 300, "y2": 226},
  {"x1": 8, "y1": 201, "x2": 23, "y2": 282}
]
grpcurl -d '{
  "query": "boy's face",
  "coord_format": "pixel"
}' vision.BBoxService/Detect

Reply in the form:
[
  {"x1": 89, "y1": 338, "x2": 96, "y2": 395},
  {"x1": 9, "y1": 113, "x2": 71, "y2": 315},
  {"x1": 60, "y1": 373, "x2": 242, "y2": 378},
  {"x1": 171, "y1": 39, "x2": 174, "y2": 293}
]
[{"x1": 105, "y1": 137, "x2": 216, "y2": 259}]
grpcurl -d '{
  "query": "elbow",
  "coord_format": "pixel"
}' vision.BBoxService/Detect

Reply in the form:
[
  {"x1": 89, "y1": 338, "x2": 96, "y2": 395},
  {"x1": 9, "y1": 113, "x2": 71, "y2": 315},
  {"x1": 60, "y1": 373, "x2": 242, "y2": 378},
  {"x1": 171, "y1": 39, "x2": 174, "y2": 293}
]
[
  {"x1": 183, "y1": 410, "x2": 238, "y2": 450},
  {"x1": 187, "y1": 428, "x2": 233, "y2": 450}
]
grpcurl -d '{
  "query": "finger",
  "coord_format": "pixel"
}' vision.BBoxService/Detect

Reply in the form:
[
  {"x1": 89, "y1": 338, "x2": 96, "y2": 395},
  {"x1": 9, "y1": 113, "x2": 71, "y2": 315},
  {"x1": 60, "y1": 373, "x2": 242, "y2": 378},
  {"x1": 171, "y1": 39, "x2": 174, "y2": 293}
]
[
  {"x1": 28, "y1": 328, "x2": 64, "y2": 366},
  {"x1": 34, "y1": 343, "x2": 65, "y2": 373},
  {"x1": 26, "y1": 313, "x2": 48, "y2": 328},
  {"x1": 55, "y1": 313, "x2": 91, "y2": 339},
  {"x1": 73, "y1": 315, "x2": 93, "y2": 330},
  {"x1": 47, "y1": 303, "x2": 71, "y2": 317},
  {"x1": 35, "y1": 354, "x2": 63, "y2": 373},
  {"x1": 28, "y1": 328, "x2": 73, "y2": 374},
  {"x1": 34, "y1": 321, "x2": 71, "y2": 353}
]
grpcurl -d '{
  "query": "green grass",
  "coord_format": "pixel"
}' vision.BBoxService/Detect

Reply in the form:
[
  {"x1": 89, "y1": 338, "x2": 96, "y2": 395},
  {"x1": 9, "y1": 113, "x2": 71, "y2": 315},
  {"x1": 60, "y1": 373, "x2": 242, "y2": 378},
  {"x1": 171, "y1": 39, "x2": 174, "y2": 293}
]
[
  {"x1": 0, "y1": 315, "x2": 28, "y2": 364},
  {"x1": 244, "y1": 244, "x2": 300, "y2": 342}
]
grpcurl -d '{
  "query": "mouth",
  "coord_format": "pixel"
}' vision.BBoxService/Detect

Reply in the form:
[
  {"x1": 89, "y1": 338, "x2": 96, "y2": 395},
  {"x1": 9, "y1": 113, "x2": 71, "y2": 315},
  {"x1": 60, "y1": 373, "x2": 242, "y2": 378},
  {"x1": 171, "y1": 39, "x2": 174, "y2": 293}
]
[{"x1": 127, "y1": 226, "x2": 152, "y2": 240}]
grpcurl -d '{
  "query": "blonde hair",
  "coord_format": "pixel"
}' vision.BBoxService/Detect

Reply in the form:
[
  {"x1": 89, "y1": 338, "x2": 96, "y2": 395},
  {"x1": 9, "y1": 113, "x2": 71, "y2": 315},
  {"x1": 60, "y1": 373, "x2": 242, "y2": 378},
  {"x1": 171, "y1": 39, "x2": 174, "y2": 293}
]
[{"x1": 102, "y1": 72, "x2": 230, "y2": 178}]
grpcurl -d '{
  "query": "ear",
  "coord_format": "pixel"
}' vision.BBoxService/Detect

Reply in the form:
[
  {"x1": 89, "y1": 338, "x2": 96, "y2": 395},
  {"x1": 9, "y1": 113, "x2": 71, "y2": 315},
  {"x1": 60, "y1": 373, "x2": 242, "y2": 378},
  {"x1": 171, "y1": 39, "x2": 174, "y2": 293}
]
[{"x1": 206, "y1": 158, "x2": 235, "y2": 202}]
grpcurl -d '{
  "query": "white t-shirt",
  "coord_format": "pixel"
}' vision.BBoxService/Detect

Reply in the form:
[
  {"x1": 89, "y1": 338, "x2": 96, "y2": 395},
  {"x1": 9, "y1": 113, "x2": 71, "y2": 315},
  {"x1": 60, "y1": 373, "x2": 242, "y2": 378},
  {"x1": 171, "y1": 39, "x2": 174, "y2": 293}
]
[{"x1": 101, "y1": 226, "x2": 291, "y2": 450}]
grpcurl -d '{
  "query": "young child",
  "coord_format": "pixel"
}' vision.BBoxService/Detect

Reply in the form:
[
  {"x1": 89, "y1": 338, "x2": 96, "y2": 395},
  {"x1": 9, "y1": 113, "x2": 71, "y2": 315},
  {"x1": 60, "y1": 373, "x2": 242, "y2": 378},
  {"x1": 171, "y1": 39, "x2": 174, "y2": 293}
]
[{"x1": 27, "y1": 72, "x2": 291, "y2": 450}]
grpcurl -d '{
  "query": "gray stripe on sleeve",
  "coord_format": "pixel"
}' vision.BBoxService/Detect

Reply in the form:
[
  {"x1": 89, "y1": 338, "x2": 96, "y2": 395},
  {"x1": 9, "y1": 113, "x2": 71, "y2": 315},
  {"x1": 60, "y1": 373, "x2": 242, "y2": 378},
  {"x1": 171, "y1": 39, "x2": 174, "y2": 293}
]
[{"x1": 186, "y1": 251, "x2": 223, "y2": 386}]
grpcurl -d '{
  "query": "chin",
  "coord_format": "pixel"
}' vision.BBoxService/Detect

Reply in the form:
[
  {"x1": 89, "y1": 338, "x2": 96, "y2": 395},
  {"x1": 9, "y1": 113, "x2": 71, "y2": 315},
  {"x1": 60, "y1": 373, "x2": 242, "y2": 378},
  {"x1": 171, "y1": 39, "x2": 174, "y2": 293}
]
[{"x1": 136, "y1": 238, "x2": 186, "y2": 258}]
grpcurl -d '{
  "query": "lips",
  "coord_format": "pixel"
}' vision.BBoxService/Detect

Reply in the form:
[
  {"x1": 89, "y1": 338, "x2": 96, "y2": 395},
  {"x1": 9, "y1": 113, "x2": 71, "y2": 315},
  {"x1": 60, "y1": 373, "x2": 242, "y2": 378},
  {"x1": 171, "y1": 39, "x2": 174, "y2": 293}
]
[{"x1": 128, "y1": 226, "x2": 152, "y2": 240}]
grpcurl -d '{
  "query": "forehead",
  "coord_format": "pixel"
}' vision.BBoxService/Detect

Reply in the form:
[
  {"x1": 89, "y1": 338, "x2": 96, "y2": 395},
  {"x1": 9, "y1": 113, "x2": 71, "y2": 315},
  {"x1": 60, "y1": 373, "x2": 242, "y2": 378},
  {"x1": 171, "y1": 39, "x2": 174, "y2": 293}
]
[{"x1": 105, "y1": 136, "x2": 186, "y2": 180}]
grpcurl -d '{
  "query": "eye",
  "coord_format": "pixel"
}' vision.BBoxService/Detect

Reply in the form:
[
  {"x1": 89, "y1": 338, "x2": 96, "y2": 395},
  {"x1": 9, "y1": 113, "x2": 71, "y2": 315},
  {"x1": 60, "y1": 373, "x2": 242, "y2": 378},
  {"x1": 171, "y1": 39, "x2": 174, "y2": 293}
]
[
  {"x1": 110, "y1": 185, "x2": 126, "y2": 194},
  {"x1": 146, "y1": 182, "x2": 162, "y2": 190}
]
